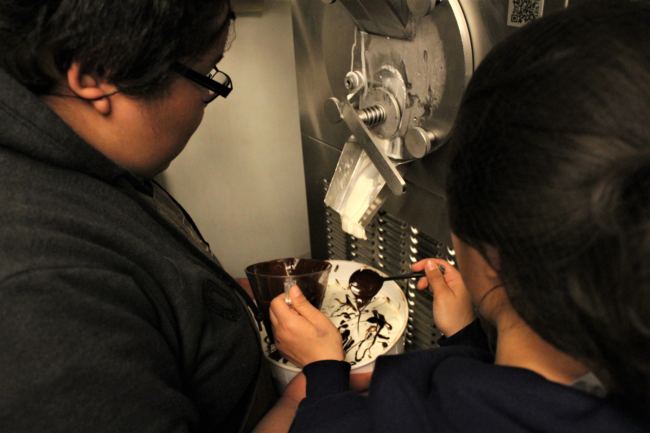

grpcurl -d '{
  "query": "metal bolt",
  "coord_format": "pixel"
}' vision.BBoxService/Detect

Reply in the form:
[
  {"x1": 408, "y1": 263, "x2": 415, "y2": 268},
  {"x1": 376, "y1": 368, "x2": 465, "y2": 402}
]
[
  {"x1": 344, "y1": 71, "x2": 365, "y2": 91},
  {"x1": 358, "y1": 105, "x2": 386, "y2": 127}
]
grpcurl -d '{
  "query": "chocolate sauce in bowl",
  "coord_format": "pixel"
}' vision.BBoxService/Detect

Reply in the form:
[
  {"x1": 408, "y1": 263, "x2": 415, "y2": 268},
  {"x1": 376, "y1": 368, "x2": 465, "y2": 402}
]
[{"x1": 328, "y1": 294, "x2": 397, "y2": 365}]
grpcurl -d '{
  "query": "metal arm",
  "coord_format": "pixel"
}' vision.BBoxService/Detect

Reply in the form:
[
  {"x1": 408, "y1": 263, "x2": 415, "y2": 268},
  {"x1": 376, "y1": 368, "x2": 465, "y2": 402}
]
[{"x1": 339, "y1": 100, "x2": 406, "y2": 195}]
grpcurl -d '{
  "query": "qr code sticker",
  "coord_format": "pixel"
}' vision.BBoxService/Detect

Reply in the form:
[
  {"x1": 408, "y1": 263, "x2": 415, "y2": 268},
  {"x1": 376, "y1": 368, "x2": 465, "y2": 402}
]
[{"x1": 508, "y1": 0, "x2": 545, "y2": 27}]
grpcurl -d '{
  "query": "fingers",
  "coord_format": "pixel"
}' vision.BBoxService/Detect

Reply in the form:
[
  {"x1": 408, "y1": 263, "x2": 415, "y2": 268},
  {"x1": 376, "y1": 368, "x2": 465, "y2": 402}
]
[
  {"x1": 270, "y1": 287, "x2": 333, "y2": 336},
  {"x1": 413, "y1": 259, "x2": 431, "y2": 290},
  {"x1": 412, "y1": 258, "x2": 451, "y2": 291},
  {"x1": 270, "y1": 286, "x2": 344, "y2": 366},
  {"x1": 424, "y1": 260, "x2": 448, "y2": 298},
  {"x1": 270, "y1": 292, "x2": 302, "y2": 342},
  {"x1": 412, "y1": 257, "x2": 449, "y2": 273},
  {"x1": 411, "y1": 259, "x2": 428, "y2": 272},
  {"x1": 270, "y1": 292, "x2": 294, "y2": 322},
  {"x1": 286, "y1": 285, "x2": 325, "y2": 324}
]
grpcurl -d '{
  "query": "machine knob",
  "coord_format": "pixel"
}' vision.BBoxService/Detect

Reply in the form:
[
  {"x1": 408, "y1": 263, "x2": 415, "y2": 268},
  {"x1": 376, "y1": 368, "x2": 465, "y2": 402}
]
[
  {"x1": 324, "y1": 97, "x2": 343, "y2": 123},
  {"x1": 406, "y1": 0, "x2": 437, "y2": 17},
  {"x1": 405, "y1": 127, "x2": 438, "y2": 158}
]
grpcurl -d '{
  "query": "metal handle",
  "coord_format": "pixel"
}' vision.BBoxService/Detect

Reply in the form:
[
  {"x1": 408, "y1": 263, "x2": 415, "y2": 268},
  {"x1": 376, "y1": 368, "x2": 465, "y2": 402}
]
[
  {"x1": 383, "y1": 265, "x2": 445, "y2": 281},
  {"x1": 383, "y1": 271, "x2": 425, "y2": 281}
]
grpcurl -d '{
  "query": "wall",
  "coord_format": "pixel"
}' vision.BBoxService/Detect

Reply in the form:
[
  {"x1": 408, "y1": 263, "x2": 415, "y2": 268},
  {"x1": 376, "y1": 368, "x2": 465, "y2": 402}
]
[{"x1": 159, "y1": 0, "x2": 310, "y2": 278}]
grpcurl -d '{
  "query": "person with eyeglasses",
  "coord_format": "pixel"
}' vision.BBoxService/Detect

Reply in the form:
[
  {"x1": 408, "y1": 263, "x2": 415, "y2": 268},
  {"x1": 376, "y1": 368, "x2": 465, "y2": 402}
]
[{"x1": 0, "y1": 2, "x2": 278, "y2": 433}]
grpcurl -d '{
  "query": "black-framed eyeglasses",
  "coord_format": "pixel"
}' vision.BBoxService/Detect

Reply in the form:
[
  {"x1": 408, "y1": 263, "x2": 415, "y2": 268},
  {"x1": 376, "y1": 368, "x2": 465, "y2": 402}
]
[{"x1": 172, "y1": 62, "x2": 233, "y2": 103}]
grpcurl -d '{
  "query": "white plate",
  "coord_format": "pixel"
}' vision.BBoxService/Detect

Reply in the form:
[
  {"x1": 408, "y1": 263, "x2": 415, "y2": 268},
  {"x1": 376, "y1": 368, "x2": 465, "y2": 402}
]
[{"x1": 263, "y1": 259, "x2": 409, "y2": 388}]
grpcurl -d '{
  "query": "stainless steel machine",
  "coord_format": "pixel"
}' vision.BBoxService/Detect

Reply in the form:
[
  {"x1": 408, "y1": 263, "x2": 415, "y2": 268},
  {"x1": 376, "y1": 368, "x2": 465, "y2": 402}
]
[{"x1": 292, "y1": 0, "x2": 574, "y2": 350}]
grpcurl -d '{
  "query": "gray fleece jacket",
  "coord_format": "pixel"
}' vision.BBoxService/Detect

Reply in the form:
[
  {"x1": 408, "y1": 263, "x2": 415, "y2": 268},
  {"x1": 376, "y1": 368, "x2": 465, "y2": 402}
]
[{"x1": 0, "y1": 68, "x2": 275, "y2": 433}]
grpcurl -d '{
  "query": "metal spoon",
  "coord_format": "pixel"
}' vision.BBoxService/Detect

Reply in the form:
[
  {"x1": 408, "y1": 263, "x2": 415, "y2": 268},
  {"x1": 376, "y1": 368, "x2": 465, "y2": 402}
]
[{"x1": 349, "y1": 267, "x2": 443, "y2": 310}]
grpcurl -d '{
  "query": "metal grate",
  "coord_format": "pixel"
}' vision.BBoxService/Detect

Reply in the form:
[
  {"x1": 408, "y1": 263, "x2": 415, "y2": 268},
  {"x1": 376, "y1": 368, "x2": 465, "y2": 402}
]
[{"x1": 322, "y1": 179, "x2": 455, "y2": 351}]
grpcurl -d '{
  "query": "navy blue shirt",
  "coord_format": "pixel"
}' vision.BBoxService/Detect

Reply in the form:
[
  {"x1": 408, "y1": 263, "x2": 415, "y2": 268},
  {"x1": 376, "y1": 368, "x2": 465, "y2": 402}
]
[{"x1": 292, "y1": 321, "x2": 648, "y2": 433}]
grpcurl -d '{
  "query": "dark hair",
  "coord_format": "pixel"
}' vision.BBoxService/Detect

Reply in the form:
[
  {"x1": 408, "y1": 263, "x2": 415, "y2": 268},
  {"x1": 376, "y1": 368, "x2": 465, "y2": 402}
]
[
  {"x1": 0, "y1": 0, "x2": 230, "y2": 97},
  {"x1": 446, "y1": 0, "x2": 650, "y2": 413}
]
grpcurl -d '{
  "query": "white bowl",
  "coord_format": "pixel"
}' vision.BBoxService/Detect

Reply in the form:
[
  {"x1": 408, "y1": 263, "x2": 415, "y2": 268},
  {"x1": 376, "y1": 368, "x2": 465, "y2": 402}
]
[{"x1": 262, "y1": 259, "x2": 409, "y2": 389}]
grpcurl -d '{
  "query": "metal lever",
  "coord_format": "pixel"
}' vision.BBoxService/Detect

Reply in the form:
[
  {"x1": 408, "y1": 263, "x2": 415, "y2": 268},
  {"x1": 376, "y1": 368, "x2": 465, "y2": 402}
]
[{"x1": 339, "y1": 100, "x2": 406, "y2": 195}]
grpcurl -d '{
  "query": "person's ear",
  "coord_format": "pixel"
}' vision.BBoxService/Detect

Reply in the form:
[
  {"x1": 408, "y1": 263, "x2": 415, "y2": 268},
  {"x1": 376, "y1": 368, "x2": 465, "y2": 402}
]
[
  {"x1": 66, "y1": 62, "x2": 118, "y2": 115},
  {"x1": 484, "y1": 245, "x2": 501, "y2": 280}
]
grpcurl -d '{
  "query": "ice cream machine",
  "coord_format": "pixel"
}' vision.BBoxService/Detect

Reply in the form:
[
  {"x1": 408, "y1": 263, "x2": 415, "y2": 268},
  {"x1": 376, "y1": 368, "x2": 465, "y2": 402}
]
[{"x1": 292, "y1": 0, "x2": 574, "y2": 350}]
